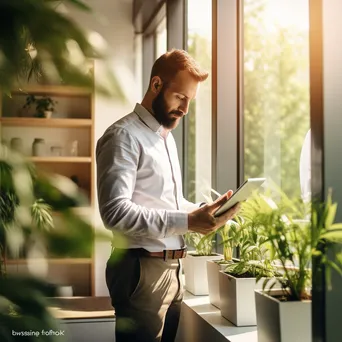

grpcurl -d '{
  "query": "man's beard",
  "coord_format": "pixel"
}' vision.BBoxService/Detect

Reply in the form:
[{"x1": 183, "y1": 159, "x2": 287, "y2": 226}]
[{"x1": 152, "y1": 88, "x2": 183, "y2": 129}]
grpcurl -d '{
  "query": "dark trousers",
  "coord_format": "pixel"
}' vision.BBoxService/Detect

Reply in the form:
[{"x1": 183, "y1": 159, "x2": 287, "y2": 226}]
[{"x1": 106, "y1": 249, "x2": 183, "y2": 342}]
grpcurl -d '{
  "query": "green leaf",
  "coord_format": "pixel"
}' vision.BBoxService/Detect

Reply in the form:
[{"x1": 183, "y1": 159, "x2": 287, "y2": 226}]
[
  {"x1": 312, "y1": 249, "x2": 323, "y2": 257},
  {"x1": 65, "y1": 0, "x2": 92, "y2": 11},
  {"x1": 325, "y1": 203, "x2": 337, "y2": 229},
  {"x1": 325, "y1": 259, "x2": 342, "y2": 277},
  {"x1": 330, "y1": 224, "x2": 342, "y2": 229},
  {"x1": 245, "y1": 245, "x2": 258, "y2": 254},
  {"x1": 321, "y1": 229, "x2": 342, "y2": 243}
]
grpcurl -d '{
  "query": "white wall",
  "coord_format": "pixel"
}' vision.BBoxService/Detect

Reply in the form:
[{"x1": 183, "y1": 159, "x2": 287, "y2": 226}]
[{"x1": 66, "y1": 0, "x2": 139, "y2": 296}]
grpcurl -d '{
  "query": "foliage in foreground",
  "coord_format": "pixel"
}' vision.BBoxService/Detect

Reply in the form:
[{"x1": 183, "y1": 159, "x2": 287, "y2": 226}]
[
  {"x1": 0, "y1": 0, "x2": 124, "y2": 98},
  {"x1": 257, "y1": 191, "x2": 342, "y2": 301},
  {"x1": 0, "y1": 145, "x2": 111, "y2": 342}
]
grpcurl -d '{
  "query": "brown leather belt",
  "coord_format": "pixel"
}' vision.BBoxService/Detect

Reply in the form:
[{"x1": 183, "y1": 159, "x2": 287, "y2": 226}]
[{"x1": 140, "y1": 248, "x2": 187, "y2": 261}]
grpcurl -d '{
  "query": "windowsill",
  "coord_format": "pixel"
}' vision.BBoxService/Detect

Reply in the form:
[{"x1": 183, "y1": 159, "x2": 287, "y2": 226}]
[
  {"x1": 182, "y1": 291, "x2": 258, "y2": 342},
  {"x1": 49, "y1": 294, "x2": 257, "y2": 341}
]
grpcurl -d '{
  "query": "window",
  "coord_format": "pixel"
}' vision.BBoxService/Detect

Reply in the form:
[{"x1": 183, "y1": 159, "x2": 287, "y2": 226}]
[
  {"x1": 155, "y1": 17, "x2": 167, "y2": 59},
  {"x1": 242, "y1": 0, "x2": 310, "y2": 198},
  {"x1": 186, "y1": 0, "x2": 212, "y2": 202}
]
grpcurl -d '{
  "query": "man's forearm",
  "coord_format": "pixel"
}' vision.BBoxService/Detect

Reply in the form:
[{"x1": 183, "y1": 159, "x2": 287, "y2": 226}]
[{"x1": 100, "y1": 197, "x2": 188, "y2": 238}]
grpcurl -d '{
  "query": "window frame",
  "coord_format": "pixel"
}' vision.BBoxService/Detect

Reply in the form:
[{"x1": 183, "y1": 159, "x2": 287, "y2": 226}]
[
  {"x1": 212, "y1": 0, "x2": 240, "y2": 195},
  {"x1": 140, "y1": 3, "x2": 167, "y2": 91}
]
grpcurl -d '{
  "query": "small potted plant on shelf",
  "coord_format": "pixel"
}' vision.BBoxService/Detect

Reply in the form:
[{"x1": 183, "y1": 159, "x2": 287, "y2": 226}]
[
  {"x1": 254, "y1": 191, "x2": 342, "y2": 342},
  {"x1": 183, "y1": 230, "x2": 222, "y2": 295},
  {"x1": 218, "y1": 194, "x2": 282, "y2": 326},
  {"x1": 23, "y1": 95, "x2": 57, "y2": 118},
  {"x1": 0, "y1": 153, "x2": 54, "y2": 275}
]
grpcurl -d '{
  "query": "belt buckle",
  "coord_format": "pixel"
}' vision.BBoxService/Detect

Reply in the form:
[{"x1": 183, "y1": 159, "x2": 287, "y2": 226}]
[
  {"x1": 163, "y1": 248, "x2": 186, "y2": 261},
  {"x1": 178, "y1": 248, "x2": 187, "y2": 258},
  {"x1": 163, "y1": 249, "x2": 177, "y2": 261}
]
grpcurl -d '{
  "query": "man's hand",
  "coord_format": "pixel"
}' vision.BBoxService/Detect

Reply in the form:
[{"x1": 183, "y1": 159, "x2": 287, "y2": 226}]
[{"x1": 188, "y1": 190, "x2": 240, "y2": 235}]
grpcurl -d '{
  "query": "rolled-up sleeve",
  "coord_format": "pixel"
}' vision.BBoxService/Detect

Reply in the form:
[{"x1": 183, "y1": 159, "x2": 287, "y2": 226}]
[{"x1": 96, "y1": 128, "x2": 188, "y2": 238}]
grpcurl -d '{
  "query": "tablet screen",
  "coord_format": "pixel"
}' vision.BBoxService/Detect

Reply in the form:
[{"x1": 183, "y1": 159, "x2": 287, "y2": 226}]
[{"x1": 213, "y1": 178, "x2": 266, "y2": 217}]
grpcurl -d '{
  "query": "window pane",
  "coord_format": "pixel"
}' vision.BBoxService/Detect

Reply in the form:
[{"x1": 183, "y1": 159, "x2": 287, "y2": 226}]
[
  {"x1": 155, "y1": 17, "x2": 167, "y2": 59},
  {"x1": 243, "y1": 0, "x2": 310, "y2": 198},
  {"x1": 187, "y1": 0, "x2": 212, "y2": 202}
]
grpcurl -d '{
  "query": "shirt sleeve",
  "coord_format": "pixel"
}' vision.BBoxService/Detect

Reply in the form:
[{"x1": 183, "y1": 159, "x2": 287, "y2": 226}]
[
  {"x1": 180, "y1": 197, "x2": 206, "y2": 212},
  {"x1": 96, "y1": 127, "x2": 188, "y2": 238}
]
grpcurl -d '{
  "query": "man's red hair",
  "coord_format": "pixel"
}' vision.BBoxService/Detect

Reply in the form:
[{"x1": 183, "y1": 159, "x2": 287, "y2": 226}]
[{"x1": 149, "y1": 49, "x2": 209, "y2": 87}]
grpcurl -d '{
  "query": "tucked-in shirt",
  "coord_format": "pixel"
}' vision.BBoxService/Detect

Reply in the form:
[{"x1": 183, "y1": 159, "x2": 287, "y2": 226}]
[{"x1": 96, "y1": 103, "x2": 200, "y2": 252}]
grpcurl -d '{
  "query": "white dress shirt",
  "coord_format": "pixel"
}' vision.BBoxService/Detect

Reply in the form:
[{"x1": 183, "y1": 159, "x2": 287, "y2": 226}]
[{"x1": 96, "y1": 103, "x2": 200, "y2": 252}]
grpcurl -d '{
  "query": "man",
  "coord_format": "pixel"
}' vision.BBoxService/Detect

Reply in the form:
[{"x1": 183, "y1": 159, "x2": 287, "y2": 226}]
[{"x1": 96, "y1": 49, "x2": 240, "y2": 342}]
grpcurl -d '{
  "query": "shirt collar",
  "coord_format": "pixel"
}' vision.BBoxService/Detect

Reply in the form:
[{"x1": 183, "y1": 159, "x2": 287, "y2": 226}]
[{"x1": 134, "y1": 103, "x2": 163, "y2": 133}]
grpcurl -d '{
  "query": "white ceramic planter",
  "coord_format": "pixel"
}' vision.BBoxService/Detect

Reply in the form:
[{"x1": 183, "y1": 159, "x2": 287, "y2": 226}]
[
  {"x1": 44, "y1": 110, "x2": 53, "y2": 118},
  {"x1": 57, "y1": 285, "x2": 73, "y2": 297},
  {"x1": 219, "y1": 271, "x2": 265, "y2": 326},
  {"x1": 183, "y1": 253, "x2": 222, "y2": 295},
  {"x1": 255, "y1": 290, "x2": 311, "y2": 342},
  {"x1": 207, "y1": 260, "x2": 227, "y2": 308}
]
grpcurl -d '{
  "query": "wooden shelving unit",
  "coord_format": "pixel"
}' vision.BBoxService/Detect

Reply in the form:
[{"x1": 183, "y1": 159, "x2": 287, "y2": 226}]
[
  {"x1": 30, "y1": 156, "x2": 92, "y2": 163},
  {"x1": 1, "y1": 82, "x2": 96, "y2": 296},
  {"x1": 52, "y1": 207, "x2": 92, "y2": 217},
  {"x1": 0, "y1": 117, "x2": 92, "y2": 128},
  {"x1": 6, "y1": 258, "x2": 92, "y2": 265},
  {"x1": 10, "y1": 85, "x2": 93, "y2": 96}
]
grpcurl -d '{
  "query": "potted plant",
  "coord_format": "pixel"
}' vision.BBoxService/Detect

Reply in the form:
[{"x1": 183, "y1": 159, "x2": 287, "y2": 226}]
[
  {"x1": 218, "y1": 195, "x2": 281, "y2": 326},
  {"x1": 23, "y1": 95, "x2": 57, "y2": 118},
  {"x1": 198, "y1": 189, "x2": 239, "y2": 303},
  {"x1": 207, "y1": 219, "x2": 241, "y2": 308},
  {"x1": 0, "y1": 145, "x2": 55, "y2": 271},
  {"x1": 183, "y1": 231, "x2": 222, "y2": 295},
  {"x1": 202, "y1": 189, "x2": 249, "y2": 306},
  {"x1": 254, "y1": 191, "x2": 342, "y2": 342}
]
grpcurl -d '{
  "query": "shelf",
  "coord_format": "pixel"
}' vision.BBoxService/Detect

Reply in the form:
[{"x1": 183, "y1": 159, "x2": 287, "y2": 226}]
[
  {"x1": 30, "y1": 156, "x2": 91, "y2": 163},
  {"x1": 6, "y1": 258, "x2": 92, "y2": 265},
  {"x1": 52, "y1": 207, "x2": 93, "y2": 217},
  {"x1": 0, "y1": 117, "x2": 92, "y2": 128},
  {"x1": 9, "y1": 85, "x2": 93, "y2": 96}
]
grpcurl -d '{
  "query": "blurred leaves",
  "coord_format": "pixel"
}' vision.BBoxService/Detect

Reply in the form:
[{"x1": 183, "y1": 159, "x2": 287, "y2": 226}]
[
  {"x1": 0, "y1": 1, "x2": 126, "y2": 340},
  {"x1": 0, "y1": 275, "x2": 61, "y2": 342},
  {"x1": 0, "y1": 0, "x2": 125, "y2": 99},
  {"x1": 44, "y1": 210, "x2": 95, "y2": 257},
  {"x1": 34, "y1": 173, "x2": 88, "y2": 210},
  {"x1": 31, "y1": 199, "x2": 54, "y2": 231},
  {"x1": 0, "y1": 143, "x2": 113, "y2": 341}
]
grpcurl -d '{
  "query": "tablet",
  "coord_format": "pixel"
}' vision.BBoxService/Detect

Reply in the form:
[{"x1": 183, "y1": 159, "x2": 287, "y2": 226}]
[{"x1": 213, "y1": 178, "x2": 266, "y2": 217}]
